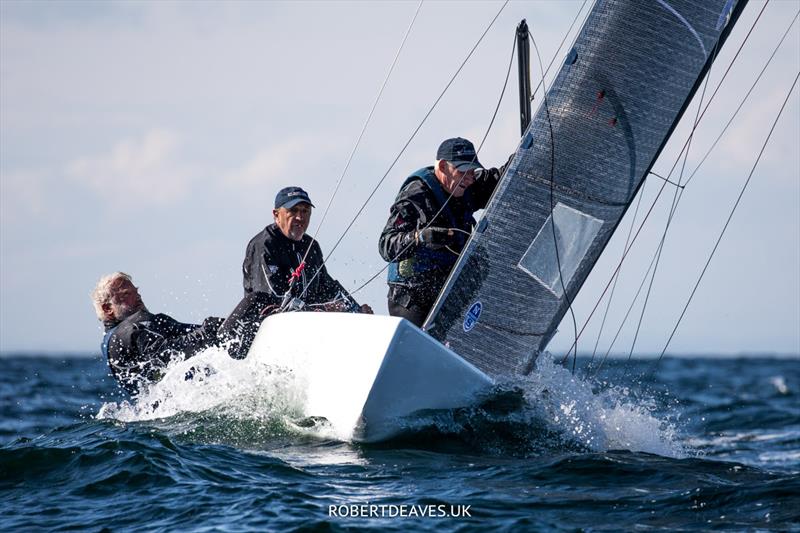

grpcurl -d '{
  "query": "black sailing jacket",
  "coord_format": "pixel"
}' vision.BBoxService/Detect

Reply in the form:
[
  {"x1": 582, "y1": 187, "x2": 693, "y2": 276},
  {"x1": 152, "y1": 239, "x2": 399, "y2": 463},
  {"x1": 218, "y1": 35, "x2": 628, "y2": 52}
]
[
  {"x1": 378, "y1": 164, "x2": 505, "y2": 299},
  {"x1": 242, "y1": 223, "x2": 354, "y2": 306},
  {"x1": 103, "y1": 309, "x2": 221, "y2": 395}
]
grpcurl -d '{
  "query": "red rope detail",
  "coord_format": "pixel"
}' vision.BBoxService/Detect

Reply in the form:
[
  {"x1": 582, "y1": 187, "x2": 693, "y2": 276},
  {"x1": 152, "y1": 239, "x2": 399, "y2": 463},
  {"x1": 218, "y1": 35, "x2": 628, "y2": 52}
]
[{"x1": 290, "y1": 261, "x2": 306, "y2": 281}]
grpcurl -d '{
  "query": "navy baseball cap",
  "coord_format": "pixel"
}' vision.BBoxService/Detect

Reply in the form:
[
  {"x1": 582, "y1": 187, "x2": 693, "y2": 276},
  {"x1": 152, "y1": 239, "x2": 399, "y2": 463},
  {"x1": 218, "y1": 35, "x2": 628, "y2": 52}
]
[
  {"x1": 274, "y1": 186, "x2": 315, "y2": 209},
  {"x1": 436, "y1": 137, "x2": 483, "y2": 171}
]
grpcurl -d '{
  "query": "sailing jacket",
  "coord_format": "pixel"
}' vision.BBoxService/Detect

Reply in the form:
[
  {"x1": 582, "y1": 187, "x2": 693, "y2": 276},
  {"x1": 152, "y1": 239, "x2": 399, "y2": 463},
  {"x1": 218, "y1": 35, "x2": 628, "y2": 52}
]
[
  {"x1": 242, "y1": 223, "x2": 356, "y2": 307},
  {"x1": 379, "y1": 164, "x2": 505, "y2": 307},
  {"x1": 102, "y1": 309, "x2": 222, "y2": 395}
]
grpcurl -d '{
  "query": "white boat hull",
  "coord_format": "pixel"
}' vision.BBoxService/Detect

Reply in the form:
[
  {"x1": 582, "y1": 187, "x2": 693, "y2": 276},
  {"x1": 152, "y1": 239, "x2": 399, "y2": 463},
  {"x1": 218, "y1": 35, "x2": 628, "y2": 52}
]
[{"x1": 245, "y1": 312, "x2": 494, "y2": 442}]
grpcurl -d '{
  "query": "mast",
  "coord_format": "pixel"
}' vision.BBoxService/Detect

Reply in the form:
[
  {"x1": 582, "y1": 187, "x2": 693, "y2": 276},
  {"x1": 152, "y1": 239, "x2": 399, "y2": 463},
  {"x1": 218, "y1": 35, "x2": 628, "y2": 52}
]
[{"x1": 516, "y1": 19, "x2": 532, "y2": 136}]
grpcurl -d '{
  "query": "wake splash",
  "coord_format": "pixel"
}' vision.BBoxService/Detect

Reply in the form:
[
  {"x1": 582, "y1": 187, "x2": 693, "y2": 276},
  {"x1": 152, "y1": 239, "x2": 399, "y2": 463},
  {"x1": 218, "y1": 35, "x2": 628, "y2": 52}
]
[
  {"x1": 516, "y1": 354, "x2": 683, "y2": 457},
  {"x1": 96, "y1": 349, "x2": 682, "y2": 457},
  {"x1": 393, "y1": 354, "x2": 684, "y2": 458},
  {"x1": 96, "y1": 347, "x2": 340, "y2": 444}
]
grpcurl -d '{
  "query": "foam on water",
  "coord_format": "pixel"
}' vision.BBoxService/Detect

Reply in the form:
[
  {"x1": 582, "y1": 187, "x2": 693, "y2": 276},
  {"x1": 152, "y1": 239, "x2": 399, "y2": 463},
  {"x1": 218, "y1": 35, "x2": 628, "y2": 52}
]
[
  {"x1": 376, "y1": 352, "x2": 683, "y2": 457},
  {"x1": 769, "y1": 375, "x2": 789, "y2": 395},
  {"x1": 96, "y1": 348, "x2": 682, "y2": 457},
  {"x1": 96, "y1": 346, "x2": 315, "y2": 433},
  {"x1": 512, "y1": 354, "x2": 684, "y2": 457}
]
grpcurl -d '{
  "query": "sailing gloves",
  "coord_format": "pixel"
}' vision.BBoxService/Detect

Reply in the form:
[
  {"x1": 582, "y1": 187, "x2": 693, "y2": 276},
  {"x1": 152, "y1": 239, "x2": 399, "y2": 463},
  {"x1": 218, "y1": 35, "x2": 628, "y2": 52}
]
[{"x1": 417, "y1": 227, "x2": 456, "y2": 249}]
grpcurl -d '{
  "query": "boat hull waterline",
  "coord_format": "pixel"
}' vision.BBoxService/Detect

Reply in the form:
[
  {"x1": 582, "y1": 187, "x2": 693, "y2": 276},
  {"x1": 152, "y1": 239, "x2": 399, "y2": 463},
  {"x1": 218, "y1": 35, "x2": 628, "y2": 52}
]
[{"x1": 246, "y1": 312, "x2": 493, "y2": 442}]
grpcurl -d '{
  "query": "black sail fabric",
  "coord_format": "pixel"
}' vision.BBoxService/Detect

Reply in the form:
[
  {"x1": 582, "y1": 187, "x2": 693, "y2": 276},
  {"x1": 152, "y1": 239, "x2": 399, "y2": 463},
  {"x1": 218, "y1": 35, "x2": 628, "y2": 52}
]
[{"x1": 424, "y1": 0, "x2": 748, "y2": 376}]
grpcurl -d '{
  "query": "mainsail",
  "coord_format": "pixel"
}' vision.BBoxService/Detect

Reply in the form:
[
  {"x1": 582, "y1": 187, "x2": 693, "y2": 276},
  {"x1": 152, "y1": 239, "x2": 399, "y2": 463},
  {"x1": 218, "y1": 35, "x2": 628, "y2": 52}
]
[{"x1": 424, "y1": 0, "x2": 748, "y2": 376}]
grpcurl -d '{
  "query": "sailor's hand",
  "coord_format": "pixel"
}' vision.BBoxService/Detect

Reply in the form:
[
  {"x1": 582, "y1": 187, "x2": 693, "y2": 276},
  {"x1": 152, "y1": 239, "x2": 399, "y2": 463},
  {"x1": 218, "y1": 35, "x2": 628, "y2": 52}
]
[
  {"x1": 259, "y1": 304, "x2": 281, "y2": 318},
  {"x1": 360, "y1": 304, "x2": 374, "y2": 314},
  {"x1": 417, "y1": 227, "x2": 454, "y2": 249},
  {"x1": 321, "y1": 301, "x2": 349, "y2": 312}
]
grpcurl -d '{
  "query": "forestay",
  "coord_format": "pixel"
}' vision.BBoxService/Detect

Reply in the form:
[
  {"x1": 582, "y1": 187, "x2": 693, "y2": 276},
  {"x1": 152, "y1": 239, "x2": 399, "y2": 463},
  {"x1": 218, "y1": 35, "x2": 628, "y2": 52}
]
[{"x1": 424, "y1": 0, "x2": 748, "y2": 376}]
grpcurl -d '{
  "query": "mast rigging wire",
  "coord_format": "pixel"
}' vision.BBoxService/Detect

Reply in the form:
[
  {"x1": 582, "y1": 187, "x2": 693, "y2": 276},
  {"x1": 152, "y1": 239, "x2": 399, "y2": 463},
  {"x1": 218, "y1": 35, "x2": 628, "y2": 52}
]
[
  {"x1": 683, "y1": 8, "x2": 799, "y2": 189},
  {"x1": 647, "y1": 172, "x2": 685, "y2": 189},
  {"x1": 347, "y1": 0, "x2": 591, "y2": 299},
  {"x1": 298, "y1": 1, "x2": 510, "y2": 300},
  {"x1": 651, "y1": 69, "x2": 799, "y2": 369},
  {"x1": 623, "y1": 42, "x2": 719, "y2": 364},
  {"x1": 558, "y1": 0, "x2": 772, "y2": 361},
  {"x1": 588, "y1": 179, "x2": 648, "y2": 366},
  {"x1": 593, "y1": 3, "x2": 794, "y2": 373},
  {"x1": 521, "y1": 26, "x2": 580, "y2": 373},
  {"x1": 281, "y1": 0, "x2": 424, "y2": 307},
  {"x1": 584, "y1": 3, "x2": 800, "y2": 374},
  {"x1": 592, "y1": 246, "x2": 660, "y2": 374},
  {"x1": 593, "y1": 23, "x2": 793, "y2": 371},
  {"x1": 302, "y1": 0, "x2": 424, "y2": 264},
  {"x1": 530, "y1": 0, "x2": 590, "y2": 101},
  {"x1": 624, "y1": 0, "x2": 776, "y2": 364},
  {"x1": 349, "y1": 29, "x2": 519, "y2": 297}
]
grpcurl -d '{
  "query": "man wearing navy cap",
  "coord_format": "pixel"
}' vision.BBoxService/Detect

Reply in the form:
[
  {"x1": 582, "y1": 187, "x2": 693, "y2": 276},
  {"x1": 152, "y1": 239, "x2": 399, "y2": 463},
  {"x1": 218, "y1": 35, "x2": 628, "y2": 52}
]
[
  {"x1": 379, "y1": 138, "x2": 509, "y2": 327},
  {"x1": 243, "y1": 186, "x2": 372, "y2": 313}
]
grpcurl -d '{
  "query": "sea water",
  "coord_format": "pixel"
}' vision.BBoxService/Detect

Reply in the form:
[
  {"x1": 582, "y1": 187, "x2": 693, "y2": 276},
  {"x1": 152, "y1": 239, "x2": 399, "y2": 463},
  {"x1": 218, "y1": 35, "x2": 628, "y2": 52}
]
[{"x1": 1, "y1": 352, "x2": 798, "y2": 531}]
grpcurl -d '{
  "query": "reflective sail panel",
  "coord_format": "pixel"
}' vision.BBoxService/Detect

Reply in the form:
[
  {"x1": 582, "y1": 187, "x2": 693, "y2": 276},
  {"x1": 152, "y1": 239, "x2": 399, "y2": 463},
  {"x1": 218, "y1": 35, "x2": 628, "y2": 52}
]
[{"x1": 424, "y1": 0, "x2": 747, "y2": 376}]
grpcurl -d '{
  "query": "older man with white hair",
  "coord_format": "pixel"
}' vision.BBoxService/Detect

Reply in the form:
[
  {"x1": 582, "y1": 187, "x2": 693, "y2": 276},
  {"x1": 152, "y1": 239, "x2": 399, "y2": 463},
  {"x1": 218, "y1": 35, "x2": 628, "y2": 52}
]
[{"x1": 91, "y1": 272, "x2": 274, "y2": 395}]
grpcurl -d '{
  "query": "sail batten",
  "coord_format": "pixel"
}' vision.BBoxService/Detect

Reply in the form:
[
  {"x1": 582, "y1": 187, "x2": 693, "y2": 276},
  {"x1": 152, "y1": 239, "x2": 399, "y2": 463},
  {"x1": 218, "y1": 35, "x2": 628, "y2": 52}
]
[{"x1": 424, "y1": 0, "x2": 748, "y2": 377}]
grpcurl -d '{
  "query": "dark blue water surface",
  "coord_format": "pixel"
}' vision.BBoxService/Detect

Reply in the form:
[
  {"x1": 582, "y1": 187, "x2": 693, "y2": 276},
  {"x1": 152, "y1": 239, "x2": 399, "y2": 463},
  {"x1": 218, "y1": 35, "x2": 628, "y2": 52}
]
[{"x1": 1, "y1": 353, "x2": 798, "y2": 531}]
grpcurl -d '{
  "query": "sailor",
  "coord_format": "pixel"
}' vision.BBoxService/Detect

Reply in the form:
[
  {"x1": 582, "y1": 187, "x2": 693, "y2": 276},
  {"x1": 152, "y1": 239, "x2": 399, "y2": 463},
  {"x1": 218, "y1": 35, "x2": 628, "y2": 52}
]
[
  {"x1": 242, "y1": 186, "x2": 373, "y2": 313},
  {"x1": 91, "y1": 272, "x2": 276, "y2": 395},
  {"x1": 379, "y1": 137, "x2": 509, "y2": 327}
]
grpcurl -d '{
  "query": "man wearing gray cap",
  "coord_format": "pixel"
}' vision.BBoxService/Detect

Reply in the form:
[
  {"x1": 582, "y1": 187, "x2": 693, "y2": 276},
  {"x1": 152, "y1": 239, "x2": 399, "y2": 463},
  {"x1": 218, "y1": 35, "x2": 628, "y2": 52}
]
[
  {"x1": 243, "y1": 186, "x2": 372, "y2": 313},
  {"x1": 379, "y1": 138, "x2": 508, "y2": 327}
]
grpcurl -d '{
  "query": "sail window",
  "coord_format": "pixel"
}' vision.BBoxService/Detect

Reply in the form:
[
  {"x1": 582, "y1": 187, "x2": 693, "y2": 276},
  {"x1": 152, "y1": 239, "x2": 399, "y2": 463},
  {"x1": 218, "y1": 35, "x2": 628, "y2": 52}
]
[{"x1": 518, "y1": 203, "x2": 603, "y2": 298}]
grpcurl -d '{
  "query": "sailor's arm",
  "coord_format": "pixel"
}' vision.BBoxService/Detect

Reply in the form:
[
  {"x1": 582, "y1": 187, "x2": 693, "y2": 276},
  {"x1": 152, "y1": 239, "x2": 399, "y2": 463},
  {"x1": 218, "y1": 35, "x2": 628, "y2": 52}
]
[
  {"x1": 470, "y1": 153, "x2": 514, "y2": 209},
  {"x1": 378, "y1": 199, "x2": 423, "y2": 262},
  {"x1": 242, "y1": 238, "x2": 259, "y2": 294},
  {"x1": 134, "y1": 318, "x2": 220, "y2": 369}
]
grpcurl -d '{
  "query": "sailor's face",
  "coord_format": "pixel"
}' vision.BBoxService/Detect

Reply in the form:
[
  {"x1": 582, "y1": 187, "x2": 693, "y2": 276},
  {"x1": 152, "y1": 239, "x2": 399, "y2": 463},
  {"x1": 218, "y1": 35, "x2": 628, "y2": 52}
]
[
  {"x1": 109, "y1": 278, "x2": 144, "y2": 319},
  {"x1": 274, "y1": 203, "x2": 312, "y2": 241},
  {"x1": 441, "y1": 163, "x2": 475, "y2": 198}
]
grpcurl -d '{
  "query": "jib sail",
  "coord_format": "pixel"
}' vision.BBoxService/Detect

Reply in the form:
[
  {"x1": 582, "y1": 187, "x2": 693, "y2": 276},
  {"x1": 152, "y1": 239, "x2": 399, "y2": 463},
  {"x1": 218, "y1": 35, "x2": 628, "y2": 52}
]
[{"x1": 424, "y1": 0, "x2": 748, "y2": 376}]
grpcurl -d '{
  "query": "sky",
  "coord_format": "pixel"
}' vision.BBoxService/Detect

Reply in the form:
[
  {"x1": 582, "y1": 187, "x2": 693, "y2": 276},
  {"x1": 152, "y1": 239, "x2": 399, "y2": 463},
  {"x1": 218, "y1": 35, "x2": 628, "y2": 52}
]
[{"x1": 1, "y1": 0, "x2": 798, "y2": 356}]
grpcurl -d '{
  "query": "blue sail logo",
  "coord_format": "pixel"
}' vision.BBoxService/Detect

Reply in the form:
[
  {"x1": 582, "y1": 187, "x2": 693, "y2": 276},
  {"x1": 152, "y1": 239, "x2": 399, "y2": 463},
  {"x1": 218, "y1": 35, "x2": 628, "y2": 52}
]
[{"x1": 463, "y1": 301, "x2": 482, "y2": 332}]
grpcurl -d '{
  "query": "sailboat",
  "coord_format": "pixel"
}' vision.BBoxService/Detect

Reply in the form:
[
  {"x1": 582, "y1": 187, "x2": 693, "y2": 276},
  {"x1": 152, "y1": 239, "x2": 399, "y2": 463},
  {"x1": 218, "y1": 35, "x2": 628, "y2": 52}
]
[{"x1": 244, "y1": 0, "x2": 751, "y2": 442}]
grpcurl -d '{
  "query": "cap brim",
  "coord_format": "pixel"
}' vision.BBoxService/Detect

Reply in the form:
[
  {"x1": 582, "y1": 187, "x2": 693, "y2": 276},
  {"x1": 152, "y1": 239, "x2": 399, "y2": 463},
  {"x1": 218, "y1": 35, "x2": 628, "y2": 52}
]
[
  {"x1": 280, "y1": 198, "x2": 315, "y2": 209},
  {"x1": 453, "y1": 160, "x2": 483, "y2": 171}
]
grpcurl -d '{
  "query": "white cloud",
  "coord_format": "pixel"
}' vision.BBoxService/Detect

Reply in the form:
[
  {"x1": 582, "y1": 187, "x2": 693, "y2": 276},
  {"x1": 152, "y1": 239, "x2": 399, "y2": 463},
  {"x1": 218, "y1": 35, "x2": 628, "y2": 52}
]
[
  {"x1": 67, "y1": 129, "x2": 189, "y2": 207},
  {"x1": 222, "y1": 139, "x2": 306, "y2": 188}
]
